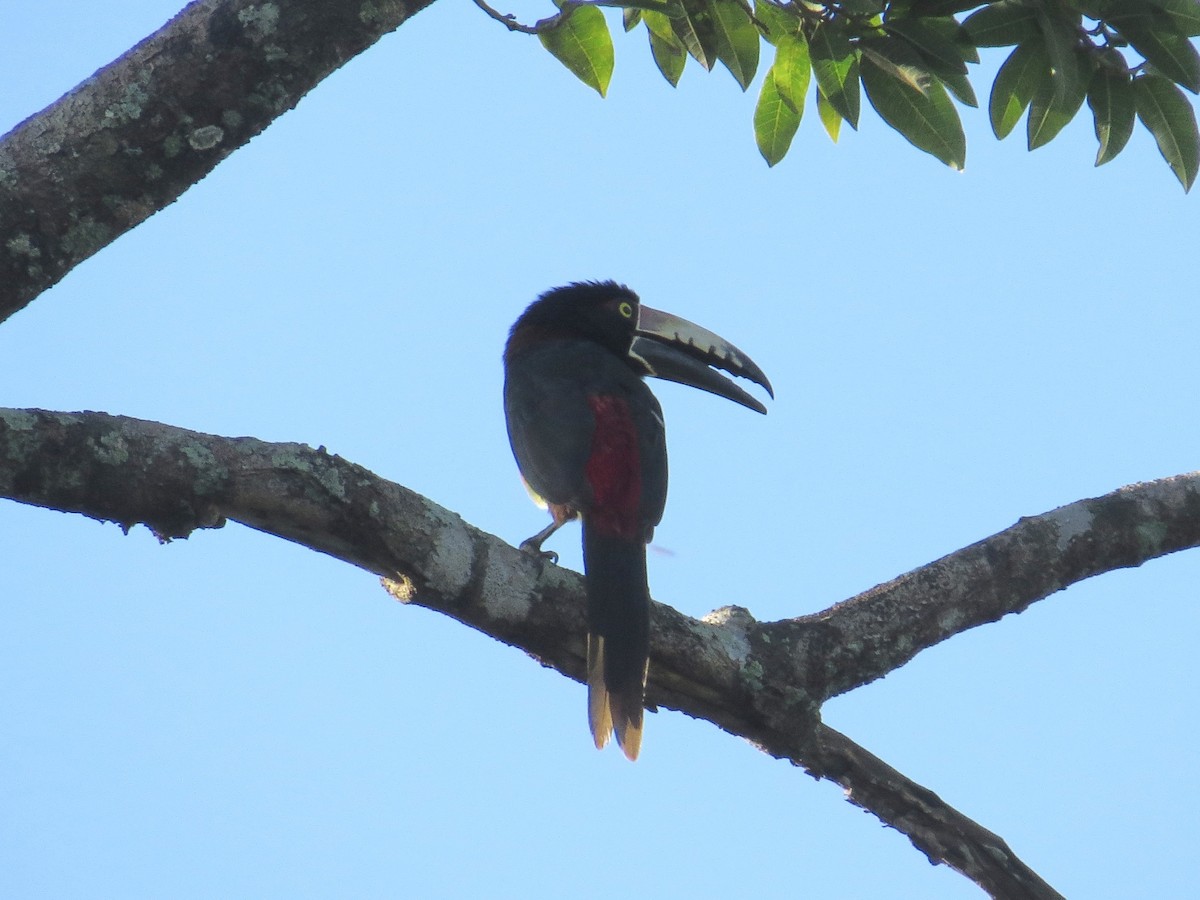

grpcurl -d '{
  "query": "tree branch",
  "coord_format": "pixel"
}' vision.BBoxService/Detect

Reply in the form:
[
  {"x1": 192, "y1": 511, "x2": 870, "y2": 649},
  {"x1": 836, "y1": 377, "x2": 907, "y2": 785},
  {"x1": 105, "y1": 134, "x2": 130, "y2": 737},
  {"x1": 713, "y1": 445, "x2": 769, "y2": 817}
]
[
  {"x1": 804, "y1": 725, "x2": 1064, "y2": 900},
  {"x1": 0, "y1": 0, "x2": 437, "y2": 324},
  {"x1": 472, "y1": 0, "x2": 548, "y2": 34},
  {"x1": 471, "y1": 0, "x2": 677, "y2": 35},
  {"x1": 6, "y1": 408, "x2": 1195, "y2": 897},
  {"x1": 751, "y1": 470, "x2": 1200, "y2": 704}
]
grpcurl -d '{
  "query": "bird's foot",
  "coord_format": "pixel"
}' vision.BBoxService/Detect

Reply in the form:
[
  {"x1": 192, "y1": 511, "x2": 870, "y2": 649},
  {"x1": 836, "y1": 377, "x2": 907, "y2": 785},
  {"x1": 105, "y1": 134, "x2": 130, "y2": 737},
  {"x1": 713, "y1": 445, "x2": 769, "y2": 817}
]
[
  {"x1": 519, "y1": 539, "x2": 559, "y2": 565},
  {"x1": 518, "y1": 518, "x2": 567, "y2": 564}
]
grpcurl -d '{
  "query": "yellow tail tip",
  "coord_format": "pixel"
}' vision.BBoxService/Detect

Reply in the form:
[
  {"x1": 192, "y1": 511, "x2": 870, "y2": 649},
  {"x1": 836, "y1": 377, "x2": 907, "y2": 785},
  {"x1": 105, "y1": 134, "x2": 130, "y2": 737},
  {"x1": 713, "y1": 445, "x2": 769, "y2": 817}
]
[
  {"x1": 615, "y1": 719, "x2": 642, "y2": 761},
  {"x1": 587, "y1": 634, "x2": 613, "y2": 750},
  {"x1": 586, "y1": 633, "x2": 646, "y2": 760}
]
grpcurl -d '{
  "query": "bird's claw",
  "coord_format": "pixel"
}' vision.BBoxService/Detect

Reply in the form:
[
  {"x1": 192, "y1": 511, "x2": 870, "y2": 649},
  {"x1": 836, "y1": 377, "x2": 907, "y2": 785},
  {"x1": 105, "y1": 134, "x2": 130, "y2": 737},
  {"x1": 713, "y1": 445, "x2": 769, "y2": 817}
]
[{"x1": 519, "y1": 540, "x2": 559, "y2": 565}]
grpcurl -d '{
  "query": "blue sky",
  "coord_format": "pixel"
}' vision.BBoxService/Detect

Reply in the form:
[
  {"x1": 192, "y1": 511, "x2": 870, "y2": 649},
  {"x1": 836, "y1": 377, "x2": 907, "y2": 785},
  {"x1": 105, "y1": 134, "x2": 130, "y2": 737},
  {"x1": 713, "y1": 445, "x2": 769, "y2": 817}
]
[{"x1": 2, "y1": 2, "x2": 1198, "y2": 897}]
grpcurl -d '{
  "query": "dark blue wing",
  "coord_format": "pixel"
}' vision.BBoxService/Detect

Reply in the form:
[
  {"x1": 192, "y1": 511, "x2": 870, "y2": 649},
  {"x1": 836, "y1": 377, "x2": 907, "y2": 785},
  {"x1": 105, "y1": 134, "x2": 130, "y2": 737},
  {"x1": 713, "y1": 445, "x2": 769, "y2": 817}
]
[{"x1": 505, "y1": 338, "x2": 668, "y2": 533}]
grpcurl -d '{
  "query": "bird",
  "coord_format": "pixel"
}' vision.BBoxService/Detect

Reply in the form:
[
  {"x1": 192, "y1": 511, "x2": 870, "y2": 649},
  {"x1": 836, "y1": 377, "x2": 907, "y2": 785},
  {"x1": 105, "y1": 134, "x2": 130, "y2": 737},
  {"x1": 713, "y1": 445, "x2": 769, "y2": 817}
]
[{"x1": 503, "y1": 281, "x2": 772, "y2": 760}]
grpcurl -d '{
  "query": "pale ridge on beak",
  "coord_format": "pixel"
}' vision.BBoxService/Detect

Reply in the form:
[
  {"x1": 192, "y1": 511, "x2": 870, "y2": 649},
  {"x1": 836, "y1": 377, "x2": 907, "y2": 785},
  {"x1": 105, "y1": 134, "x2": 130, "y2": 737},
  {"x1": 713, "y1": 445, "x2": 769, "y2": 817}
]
[{"x1": 630, "y1": 304, "x2": 773, "y2": 414}]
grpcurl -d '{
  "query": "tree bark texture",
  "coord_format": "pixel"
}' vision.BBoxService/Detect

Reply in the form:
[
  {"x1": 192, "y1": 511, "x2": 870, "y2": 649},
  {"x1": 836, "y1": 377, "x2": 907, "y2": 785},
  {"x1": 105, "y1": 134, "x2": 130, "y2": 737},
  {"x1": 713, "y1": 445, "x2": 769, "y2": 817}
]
[
  {"x1": 0, "y1": 0, "x2": 436, "y2": 323},
  {"x1": 6, "y1": 407, "x2": 1197, "y2": 897}
]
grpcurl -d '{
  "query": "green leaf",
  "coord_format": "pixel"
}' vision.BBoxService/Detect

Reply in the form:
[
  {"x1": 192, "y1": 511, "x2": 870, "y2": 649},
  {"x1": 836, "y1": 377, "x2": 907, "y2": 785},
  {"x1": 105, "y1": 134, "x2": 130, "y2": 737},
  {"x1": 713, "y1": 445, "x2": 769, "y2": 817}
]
[
  {"x1": 859, "y1": 40, "x2": 933, "y2": 94},
  {"x1": 962, "y1": 0, "x2": 1039, "y2": 47},
  {"x1": 772, "y1": 33, "x2": 811, "y2": 113},
  {"x1": 817, "y1": 88, "x2": 843, "y2": 142},
  {"x1": 754, "y1": 0, "x2": 799, "y2": 46},
  {"x1": 643, "y1": 8, "x2": 684, "y2": 46},
  {"x1": 671, "y1": 0, "x2": 720, "y2": 70},
  {"x1": 810, "y1": 21, "x2": 860, "y2": 128},
  {"x1": 1073, "y1": 1, "x2": 1107, "y2": 16},
  {"x1": 1087, "y1": 66, "x2": 1135, "y2": 164},
  {"x1": 605, "y1": 0, "x2": 682, "y2": 9},
  {"x1": 860, "y1": 40, "x2": 966, "y2": 169},
  {"x1": 538, "y1": 5, "x2": 615, "y2": 97},
  {"x1": 1109, "y1": 4, "x2": 1200, "y2": 93},
  {"x1": 840, "y1": 0, "x2": 884, "y2": 14},
  {"x1": 711, "y1": 0, "x2": 760, "y2": 90},
  {"x1": 918, "y1": 14, "x2": 980, "y2": 64},
  {"x1": 989, "y1": 41, "x2": 1046, "y2": 138},
  {"x1": 1134, "y1": 73, "x2": 1200, "y2": 190},
  {"x1": 755, "y1": 68, "x2": 802, "y2": 165},
  {"x1": 772, "y1": 33, "x2": 811, "y2": 114},
  {"x1": 649, "y1": 24, "x2": 688, "y2": 85},
  {"x1": 1037, "y1": 8, "x2": 1085, "y2": 104},
  {"x1": 623, "y1": 8, "x2": 642, "y2": 32},
  {"x1": 1027, "y1": 47, "x2": 1088, "y2": 149},
  {"x1": 1147, "y1": 0, "x2": 1200, "y2": 37},
  {"x1": 911, "y1": 0, "x2": 987, "y2": 15},
  {"x1": 884, "y1": 18, "x2": 968, "y2": 75},
  {"x1": 940, "y1": 70, "x2": 979, "y2": 107}
]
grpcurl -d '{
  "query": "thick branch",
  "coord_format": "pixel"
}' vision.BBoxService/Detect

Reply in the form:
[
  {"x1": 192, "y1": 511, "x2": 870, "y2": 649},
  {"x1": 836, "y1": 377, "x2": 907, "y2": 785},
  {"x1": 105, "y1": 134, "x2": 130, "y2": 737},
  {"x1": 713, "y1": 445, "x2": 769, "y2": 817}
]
[
  {"x1": 7, "y1": 409, "x2": 1195, "y2": 898},
  {"x1": 0, "y1": 0, "x2": 436, "y2": 324},
  {"x1": 756, "y1": 472, "x2": 1200, "y2": 701},
  {"x1": 0, "y1": 408, "x2": 774, "y2": 735}
]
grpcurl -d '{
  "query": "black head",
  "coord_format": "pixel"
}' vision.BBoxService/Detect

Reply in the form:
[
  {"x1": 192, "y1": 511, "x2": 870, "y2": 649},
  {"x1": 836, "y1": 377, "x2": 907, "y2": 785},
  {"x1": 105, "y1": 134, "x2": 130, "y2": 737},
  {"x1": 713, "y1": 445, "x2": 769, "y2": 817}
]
[{"x1": 507, "y1": 281, "x2": 641, "y2": 361}]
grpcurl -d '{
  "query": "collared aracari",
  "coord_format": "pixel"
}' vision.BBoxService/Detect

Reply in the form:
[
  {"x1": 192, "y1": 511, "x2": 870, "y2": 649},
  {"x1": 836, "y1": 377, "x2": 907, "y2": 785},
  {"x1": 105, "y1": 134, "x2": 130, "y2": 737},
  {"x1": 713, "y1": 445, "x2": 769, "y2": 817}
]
[{"x1": 503, "y1": 281, "x2": 772, "y2": 760}]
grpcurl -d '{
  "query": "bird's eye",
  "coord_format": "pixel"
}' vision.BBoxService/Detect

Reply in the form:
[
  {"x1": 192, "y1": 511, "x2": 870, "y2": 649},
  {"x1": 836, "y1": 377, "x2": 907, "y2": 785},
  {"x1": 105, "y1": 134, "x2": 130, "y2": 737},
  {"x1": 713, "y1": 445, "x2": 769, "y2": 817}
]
[{"x1": 618, "y1": 301, "x2": 634, "y2": 319}]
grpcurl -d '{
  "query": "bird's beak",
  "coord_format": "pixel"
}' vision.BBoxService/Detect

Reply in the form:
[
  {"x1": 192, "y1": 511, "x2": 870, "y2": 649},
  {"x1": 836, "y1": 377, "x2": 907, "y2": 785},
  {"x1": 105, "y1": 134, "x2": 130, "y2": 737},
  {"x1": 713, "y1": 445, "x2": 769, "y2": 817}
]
[{"x1": 629, "y1": 305, "x2": 774, "y2": 414}]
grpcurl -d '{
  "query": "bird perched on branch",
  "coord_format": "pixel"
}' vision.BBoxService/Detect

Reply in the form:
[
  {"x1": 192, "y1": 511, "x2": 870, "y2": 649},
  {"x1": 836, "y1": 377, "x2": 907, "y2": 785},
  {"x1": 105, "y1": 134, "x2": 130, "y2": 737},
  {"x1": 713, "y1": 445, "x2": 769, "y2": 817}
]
[{"x1": 503, "y1": 281, "x2": 772, "y2": 759}]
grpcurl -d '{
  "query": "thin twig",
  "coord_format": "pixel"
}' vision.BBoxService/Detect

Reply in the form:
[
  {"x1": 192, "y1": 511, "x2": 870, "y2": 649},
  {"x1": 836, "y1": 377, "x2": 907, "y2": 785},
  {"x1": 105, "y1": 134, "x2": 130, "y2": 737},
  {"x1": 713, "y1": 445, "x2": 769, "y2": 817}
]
[{"x1": 472, "y1": 0, "x2": 544, "y2": 34}]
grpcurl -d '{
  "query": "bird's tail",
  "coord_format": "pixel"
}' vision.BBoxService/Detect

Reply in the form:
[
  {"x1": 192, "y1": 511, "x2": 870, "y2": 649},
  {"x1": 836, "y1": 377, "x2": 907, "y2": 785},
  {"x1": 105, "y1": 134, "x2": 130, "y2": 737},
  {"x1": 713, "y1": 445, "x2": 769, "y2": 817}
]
[{"x1": 582, "y1": 522, "x2": 650, "y2": 761}]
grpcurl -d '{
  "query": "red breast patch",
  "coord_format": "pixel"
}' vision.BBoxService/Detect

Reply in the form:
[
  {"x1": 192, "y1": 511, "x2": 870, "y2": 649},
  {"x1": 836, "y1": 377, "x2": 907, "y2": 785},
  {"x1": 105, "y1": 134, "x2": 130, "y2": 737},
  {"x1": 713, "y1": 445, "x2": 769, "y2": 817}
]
[{"x1": 585, "y1": 394, "x2": 642, "y2": 540}]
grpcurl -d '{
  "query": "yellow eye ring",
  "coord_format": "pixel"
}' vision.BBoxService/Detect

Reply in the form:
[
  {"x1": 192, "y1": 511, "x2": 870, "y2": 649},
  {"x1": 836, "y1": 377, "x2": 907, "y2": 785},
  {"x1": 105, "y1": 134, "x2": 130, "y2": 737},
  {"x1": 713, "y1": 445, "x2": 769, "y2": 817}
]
[{"x1": 618, "y1": 301, "x2": 634, "y2": 319}]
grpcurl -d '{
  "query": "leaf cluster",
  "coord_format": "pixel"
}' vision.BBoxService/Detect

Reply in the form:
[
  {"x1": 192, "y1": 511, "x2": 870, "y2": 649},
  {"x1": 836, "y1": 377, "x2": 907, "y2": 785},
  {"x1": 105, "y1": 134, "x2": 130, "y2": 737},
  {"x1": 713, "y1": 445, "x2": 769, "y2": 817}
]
[
  {"x1": 974, "y1": 0, "x2": 1200, "y2": 189},
  {"x1": 479, "y1": 0, "x2": 1200, "y2": 190}
]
